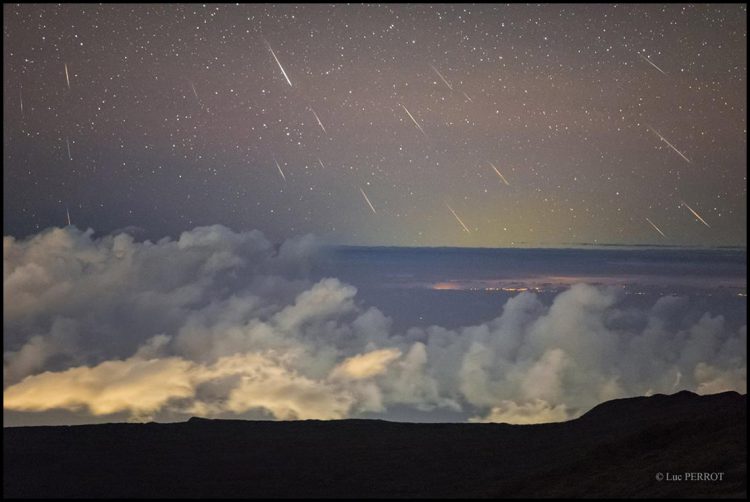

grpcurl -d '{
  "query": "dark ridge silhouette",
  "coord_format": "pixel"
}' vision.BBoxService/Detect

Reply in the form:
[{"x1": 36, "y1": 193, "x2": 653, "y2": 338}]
[{"x1": 4, "y1": 392, "x2": 746, "y2": 498}]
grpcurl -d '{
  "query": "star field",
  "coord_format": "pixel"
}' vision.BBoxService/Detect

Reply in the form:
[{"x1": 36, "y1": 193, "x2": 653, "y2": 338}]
[{"x1": 3, "y1": 3, "x2": 747, "y2": 246}]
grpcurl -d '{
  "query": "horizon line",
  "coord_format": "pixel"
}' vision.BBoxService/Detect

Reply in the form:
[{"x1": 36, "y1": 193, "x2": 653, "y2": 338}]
[
  {"x1": 325, "y1": 242, "x2": 748, "y2": 252},
  {"x1": 6, "y1": 225, "x2": 746, "y2": 251}
]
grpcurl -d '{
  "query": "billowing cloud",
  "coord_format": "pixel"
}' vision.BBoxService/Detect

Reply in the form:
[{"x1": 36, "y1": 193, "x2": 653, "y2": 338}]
[
  {"x1": 4, "y1": 348, "x2": 356, "y2": 421},
  {"x1": 4, "y1": 226, "x2": 747, "y2": 424},
  {"x1": 4, "y1": 354, "x2": 196, "y2": 418}
]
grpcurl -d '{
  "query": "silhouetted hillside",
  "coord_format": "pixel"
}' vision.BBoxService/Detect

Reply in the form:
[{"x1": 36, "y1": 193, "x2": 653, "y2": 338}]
[{"x1": 4, "y1": 391, "x2": 746, "y2": 498}]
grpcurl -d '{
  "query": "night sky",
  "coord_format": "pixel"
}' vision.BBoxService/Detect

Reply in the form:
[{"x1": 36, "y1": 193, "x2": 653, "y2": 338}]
[{"x1": 3, "y1": 3, "x2": 747, "y2": 247}]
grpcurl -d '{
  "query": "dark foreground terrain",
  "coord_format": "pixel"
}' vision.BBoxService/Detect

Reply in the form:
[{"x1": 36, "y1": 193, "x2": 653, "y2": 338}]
[{"x1": 4, "y1": 391, "x2": 746, "y2": 498}]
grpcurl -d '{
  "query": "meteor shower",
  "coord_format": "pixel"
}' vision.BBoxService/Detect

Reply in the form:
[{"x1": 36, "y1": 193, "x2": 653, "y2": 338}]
[{"x1": 3, "y1": 4, "x2": 746, "y2": 499}]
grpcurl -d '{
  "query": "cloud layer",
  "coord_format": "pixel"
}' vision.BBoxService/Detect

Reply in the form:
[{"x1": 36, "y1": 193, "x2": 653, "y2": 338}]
[{"x1": 4, "y1": 226, "x2": 746, "y2": 423}]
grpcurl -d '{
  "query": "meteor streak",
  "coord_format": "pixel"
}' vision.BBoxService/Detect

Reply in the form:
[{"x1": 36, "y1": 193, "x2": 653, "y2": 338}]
[
  {"x1": 399, "y1": 103, "x2": 427, "y2": 138},
  {"x1": 638, "y1": 52, "x2": 667, "y2": 75},
  {"x1": 647, "y1": 125, "x2": 691, "y2": 163},
  {"x1": 446, "y1": 204, "x2": 471, "y2": 233},
  {"x1": 310, "y1": 108, "x2": 327, "y2": 135},
  {"x1": 681, "y1": 201, "x2": 711, "y2": 228},
  {"x1": 488, "y1": 162, "x2": 510, "y2": 185},
  {"x1": 64, "y1": 63, "x2": 70, "y2": 89},
  {"x1": 274, "y1": 159, "x2": 287, "y2": 182},
  {"x1": 19, "y1": 86, "x2": 23, "y2": 115},
  {"x1": 429, "y1": 64, "x2": 453, "y2": 90},
  {"x1": 318, "y1": 158, "x2": 326, "y2": 169},
  {"x1": 645, "y1": 217, "x2": 666, "y2": 238},
  {"x1": 66, "y1": 206, "x2": 71, "y2": 226},
  {"x1": 462, "y1": 91, "x2": 473, "y2": 102},
  {"x1": 360, "y1": 187, "x2": 377, "y2": 214},
  {"x1": 66, "y1": 137, "x2": 72, "y2": 161},
  {"x1": 188, "y1": 80, "x2": 210, "y2": 112},
  {"x1": 265, "y1": 41, "x2": 292, "y2": 87}
]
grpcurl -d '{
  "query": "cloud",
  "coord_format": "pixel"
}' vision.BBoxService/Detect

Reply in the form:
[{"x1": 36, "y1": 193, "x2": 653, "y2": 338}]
[
  {"x1": 4, "y1": 354, "x2": 196, "y2": 419},
  {"x1": 3, "y1": 349, "x2": 355, "y2": 421},
  {"x1": 330, "y1": 348, "x2": 402, "y2": 380},
  {"x1": 203, "y1": 352, "x2": 354, "y2": 421},
  {"x1": 4, "y1": 226, "x2": 747, "y2": 424},
  {"x1": 469, "y1": 399, "x2": 569, "y2": 424}
]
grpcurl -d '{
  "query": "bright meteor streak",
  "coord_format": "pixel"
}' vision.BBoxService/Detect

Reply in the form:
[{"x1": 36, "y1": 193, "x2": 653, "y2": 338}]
[
  {"x1": 360, "y1": 187, "x2": 377, "y2": 214},
  {"x1": 488, "y1": 162, "x2": 510, "y2": 185},
  {"x1": 399, "y1": 103, "x2": 427, "y2": 138},
  {"x1": 446, "y1": 204, "x2": 471, "y2": 233},
  {"x1": 66, "y1": 137, "x2": 72, "y2": 161},
  {"x1": 645, "y1": 217, "x2": 666, "y2": 238},
  {"x1": 638, "y1": 52, "x2": 667, "y2": 75},
  {"x1": 317, "y1": 158, "x2": 326, "y2": 169},
  {"x1": 429, "y1": 64, "x2": 453, "y2": 91},
  {"x1": 274, "y1": 159, "x2": 287, "y2": 182},
  {"x1": 681, "y1": 201, "x2": 711, "y2": 228},
  {"x1": 310, "y1": 108, "x2": 327, "y2": 135},
  {"x1": 647, "y1": 126, "x2": 691, "y2": 164},
  {"x1": 64, "y1": 63, "x2": 71, "y2": 89},
  {"x1": 66, "y1": 206, "x2": 71, "y2": 227},
  {"x1": 265, "y1": 41, "x2": 292, "y2": 87}
]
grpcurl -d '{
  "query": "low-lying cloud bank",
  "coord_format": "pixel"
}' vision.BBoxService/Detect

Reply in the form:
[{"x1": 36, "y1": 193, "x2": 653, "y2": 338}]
[{"x1": 4, "y1": 226, "x2": 746, "y2": 423}]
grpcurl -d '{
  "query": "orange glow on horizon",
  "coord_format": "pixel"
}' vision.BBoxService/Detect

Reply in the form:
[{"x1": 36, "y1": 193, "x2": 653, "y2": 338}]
[{"x1": 432, "y1": 282, "x2": 462, "y2": 290}]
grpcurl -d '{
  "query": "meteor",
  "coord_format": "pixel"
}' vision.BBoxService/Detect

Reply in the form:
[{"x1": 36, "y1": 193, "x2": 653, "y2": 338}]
[
  {"x1": 488, "y1": 162, "x2": 510, "y2": 185},
  {"x1": 399, "y1": 103, "x2": 427, "y2": 138},
  {"x1": 188, "y1": 80, "x2": 210, "y2": 112},
  {"x1": 645, "y1": 217, "x2": 666, "y2": 238},
  {"x1": 64, "y1": 63, "x2": 70, "y2": 89},
  {"x1": 274, "y1": 158, "x2": 287, "y2": 182},
  {"x1": 265, "y1": 41, "x2": 292, "y2": 87},
  {"x1": 310, "y1": 107, "x2": 327, "y2": 135},
  {"x1": 647, "y1": 125, "x2": 691, "y2": 164},
  {"x1": 318, "y1": 158, "x2": 326, "y2": 169},
  {"x1": 462, "y1": 91, "x2": 473, "y2": 102},
  {"x1": 681, "y1": 201, "x2": 711, "y2": 228},
  {"x1": 66, "y1": 137, "x2": 72, "y2": 161},
  {"x1": 66, "y1": 206, "x2": 71, "y2": 226},
  {"x1": 637, "y1": 52, "x2": 667, "y2": 75},
  {"x1": 446, "y1": 204, "x2": 471, "y2": 233},
  {"x1": 429, "y1": 64, "x2": 453, "y2": 91},
  {"x1": 360, "y1": 187, "x2": 377, "y2": 214},
  {"x1": 19, "y1": 86, "x2": 23, "y2": 115}
]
